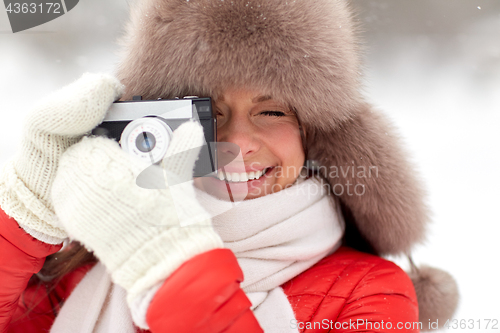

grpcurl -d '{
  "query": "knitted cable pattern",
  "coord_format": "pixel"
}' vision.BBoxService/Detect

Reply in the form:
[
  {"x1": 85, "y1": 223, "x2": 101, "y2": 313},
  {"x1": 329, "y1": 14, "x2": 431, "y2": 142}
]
[{"x1": 0, "y1": 73, "x2": 124, "y2": 244}]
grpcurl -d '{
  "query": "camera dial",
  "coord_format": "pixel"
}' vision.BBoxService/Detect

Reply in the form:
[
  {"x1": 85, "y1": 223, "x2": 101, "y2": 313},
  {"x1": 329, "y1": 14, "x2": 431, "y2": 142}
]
[{"x1": 120, "y1": 117, "x2": 173, "y2": 164}]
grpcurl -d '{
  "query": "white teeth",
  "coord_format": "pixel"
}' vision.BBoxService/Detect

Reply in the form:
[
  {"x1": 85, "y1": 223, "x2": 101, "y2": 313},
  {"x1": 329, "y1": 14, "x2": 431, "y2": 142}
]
[{"x1": 215, "y1": 168, "x2": 271, "y2": 183}]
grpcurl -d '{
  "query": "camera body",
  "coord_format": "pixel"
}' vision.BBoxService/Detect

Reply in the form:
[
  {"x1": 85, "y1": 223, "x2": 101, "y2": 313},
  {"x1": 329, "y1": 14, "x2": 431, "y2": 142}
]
[{"x1": 92, "y1": 96, "x2": 217, "y2": 177}]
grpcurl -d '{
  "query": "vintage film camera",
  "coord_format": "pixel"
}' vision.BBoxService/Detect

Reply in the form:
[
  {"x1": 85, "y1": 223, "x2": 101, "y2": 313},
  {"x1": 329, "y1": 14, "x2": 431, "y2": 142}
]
[{"x1": 92, "y1": 96, "x2": 217, "y2": 178}]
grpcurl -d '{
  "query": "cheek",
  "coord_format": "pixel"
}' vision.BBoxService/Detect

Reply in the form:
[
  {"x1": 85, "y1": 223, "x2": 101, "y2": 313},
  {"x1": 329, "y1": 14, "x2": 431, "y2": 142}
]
[{"x1": 263, "y1": 123, "x2": 305, "y2": 171}]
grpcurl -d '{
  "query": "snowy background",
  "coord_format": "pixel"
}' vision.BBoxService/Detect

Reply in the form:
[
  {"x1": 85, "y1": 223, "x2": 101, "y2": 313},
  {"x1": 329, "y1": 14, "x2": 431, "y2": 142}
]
[{"x1": 1, "y1": 0, "x2": 499, "y2": 330}]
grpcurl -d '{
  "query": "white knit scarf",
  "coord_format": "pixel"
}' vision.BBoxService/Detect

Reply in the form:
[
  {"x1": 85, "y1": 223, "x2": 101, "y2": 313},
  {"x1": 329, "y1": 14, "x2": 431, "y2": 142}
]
[{"x1": 51, "y1": 176, "x2": 344, "y2": 333}]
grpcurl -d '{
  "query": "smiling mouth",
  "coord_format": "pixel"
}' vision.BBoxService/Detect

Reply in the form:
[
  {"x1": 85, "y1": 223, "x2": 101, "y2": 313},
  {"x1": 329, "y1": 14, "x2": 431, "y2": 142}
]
[{"x1": 213, "y1": 167, "x2": 274, "y2": 182}]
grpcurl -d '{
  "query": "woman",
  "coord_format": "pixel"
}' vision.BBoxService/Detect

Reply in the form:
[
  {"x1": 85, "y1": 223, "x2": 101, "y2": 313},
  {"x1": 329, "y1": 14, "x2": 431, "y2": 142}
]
[{"x1": 0, "y1": 0, "x2": 458, "y2": 332}]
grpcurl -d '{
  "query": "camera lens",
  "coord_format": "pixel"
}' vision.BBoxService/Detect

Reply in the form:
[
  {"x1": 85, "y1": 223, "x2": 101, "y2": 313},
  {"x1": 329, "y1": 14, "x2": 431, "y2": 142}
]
[
  {"x1": 120, "y1": 117, "x2": 172, "y2": 164},
  {"x1": 136, "y1": 132, "x2": 156, "y2": 152}
]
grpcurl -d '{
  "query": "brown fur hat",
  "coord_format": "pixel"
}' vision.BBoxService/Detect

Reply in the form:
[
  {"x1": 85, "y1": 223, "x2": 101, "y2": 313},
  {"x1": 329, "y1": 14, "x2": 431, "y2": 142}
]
[
  {"x1": 115, "y1": 0, "x2": 458, "y2": 326},
  {"x1": 116, "y1": 0, "x2": 427, "y2": 256}
]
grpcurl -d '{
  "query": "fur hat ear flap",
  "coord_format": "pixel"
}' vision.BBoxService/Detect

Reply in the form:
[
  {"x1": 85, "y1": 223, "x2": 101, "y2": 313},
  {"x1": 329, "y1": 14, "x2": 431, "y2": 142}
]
[
  {"x1": 407, "y1": 257, "x2": 460, "y2": 330},
  {"x1": 306, "y1": 103, "x2": 429, "y2": 255}
]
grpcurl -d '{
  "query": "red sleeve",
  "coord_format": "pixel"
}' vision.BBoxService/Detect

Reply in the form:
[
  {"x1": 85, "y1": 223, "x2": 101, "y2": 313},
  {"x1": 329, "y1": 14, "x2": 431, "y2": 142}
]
[
  {"x1": 334, "y1": 260, "x2": 420, "y2": 333},
  {"x1": 282, "y1": 247, "x2": 420, "y2": 333},
  {"x1": 146, "y1": 248, "x2": 263, "y2": 333},
  {"x1": 0, "y1": 208, "x2": 62, "y2": 332}
]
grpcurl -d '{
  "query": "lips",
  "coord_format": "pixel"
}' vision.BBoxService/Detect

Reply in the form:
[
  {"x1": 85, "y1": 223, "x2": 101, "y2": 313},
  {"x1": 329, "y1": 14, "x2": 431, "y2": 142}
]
[{"x1": 198, "y1": 166, "x2": 276, "y2": 202}]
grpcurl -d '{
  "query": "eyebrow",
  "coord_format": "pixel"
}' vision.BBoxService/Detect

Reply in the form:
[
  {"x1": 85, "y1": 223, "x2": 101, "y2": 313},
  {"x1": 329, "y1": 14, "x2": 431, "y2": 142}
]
[
  {"x1": 217, "y1": 94, "x2": 273, "y2": 103},
  {"x1": 252, "y1": 95, "x2": 272, "y2": 103}
]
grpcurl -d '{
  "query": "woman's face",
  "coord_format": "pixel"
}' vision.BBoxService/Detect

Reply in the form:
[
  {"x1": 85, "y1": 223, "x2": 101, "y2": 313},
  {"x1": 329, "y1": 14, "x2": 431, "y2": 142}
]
[{"x1": 194, "y1": 88, "x2": 305, "y2": 201}]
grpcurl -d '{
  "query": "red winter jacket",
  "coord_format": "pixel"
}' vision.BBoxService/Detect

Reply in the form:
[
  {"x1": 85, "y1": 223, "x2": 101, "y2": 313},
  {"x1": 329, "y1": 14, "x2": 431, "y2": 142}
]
[{"x1": 0, "y1": 208, "x2": 420, "y2": 333}]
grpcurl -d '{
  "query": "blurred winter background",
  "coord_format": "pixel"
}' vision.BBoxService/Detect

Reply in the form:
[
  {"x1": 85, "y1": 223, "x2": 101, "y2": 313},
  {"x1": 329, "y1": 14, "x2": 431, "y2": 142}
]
[{"x1": 0, "y1": 0, "x2": 499, "y2": 330}]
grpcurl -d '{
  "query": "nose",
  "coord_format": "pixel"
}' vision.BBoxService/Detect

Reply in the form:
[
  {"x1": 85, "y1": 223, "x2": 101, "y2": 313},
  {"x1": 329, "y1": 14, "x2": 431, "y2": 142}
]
[{"x1": 217, "y1": 116, "x2": 260, "y2": 159}]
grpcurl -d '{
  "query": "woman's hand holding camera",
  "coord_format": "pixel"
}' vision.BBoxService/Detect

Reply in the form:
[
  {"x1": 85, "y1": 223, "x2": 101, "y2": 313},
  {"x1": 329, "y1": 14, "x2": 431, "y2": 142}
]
[
  {"x1": 50, "y1": 121, "x2": 224, "y2": 328},
  {"x1": 0, "y1": 73, "x2": 123, "y2": 244}
]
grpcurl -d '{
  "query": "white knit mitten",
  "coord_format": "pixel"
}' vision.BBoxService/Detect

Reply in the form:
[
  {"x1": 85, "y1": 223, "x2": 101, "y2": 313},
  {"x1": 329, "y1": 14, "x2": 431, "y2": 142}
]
[
  {"x1": 0, "y1": 73, "x2": 123, "y2": 244},
  {"x1": 51, "y1": 121, "x2": 224, "y2": 328}
]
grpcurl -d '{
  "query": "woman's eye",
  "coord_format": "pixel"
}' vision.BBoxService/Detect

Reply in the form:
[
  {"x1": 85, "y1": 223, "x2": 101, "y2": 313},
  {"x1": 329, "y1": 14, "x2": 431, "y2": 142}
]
[{"x1": 261, "y1": 111, "x2": 286, "y2": 117}]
